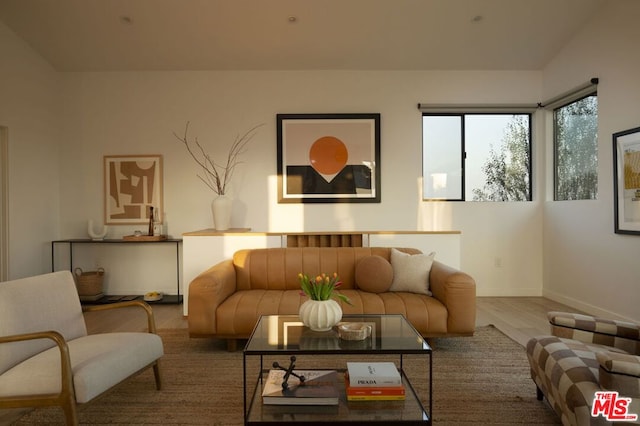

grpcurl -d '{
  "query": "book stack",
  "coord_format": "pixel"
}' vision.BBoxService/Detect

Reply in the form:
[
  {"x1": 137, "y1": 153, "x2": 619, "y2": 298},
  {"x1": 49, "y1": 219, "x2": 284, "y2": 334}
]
[
  {"x1": 345, "y1": 362, "x2": 405, "y2": 401},
  {"x1": 261, "y1": 369, "x2": 340, "y2": 405}
]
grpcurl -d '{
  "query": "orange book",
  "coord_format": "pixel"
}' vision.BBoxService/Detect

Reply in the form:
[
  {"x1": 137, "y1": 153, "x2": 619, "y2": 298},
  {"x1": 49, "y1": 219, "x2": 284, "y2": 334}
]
[{"x1": 344, "y1": 373, "x2": 405, "y2": 400}]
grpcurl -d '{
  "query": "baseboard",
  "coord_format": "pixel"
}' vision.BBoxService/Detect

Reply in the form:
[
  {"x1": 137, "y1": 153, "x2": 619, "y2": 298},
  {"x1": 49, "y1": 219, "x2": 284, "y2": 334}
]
[{"x1": 542, "y1": 289, "x2": 636, "y2": 323}]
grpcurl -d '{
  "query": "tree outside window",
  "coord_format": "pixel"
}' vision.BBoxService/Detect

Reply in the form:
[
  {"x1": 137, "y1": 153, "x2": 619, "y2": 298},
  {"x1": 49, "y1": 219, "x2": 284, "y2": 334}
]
[
  {"x1": 422, "y1": 113, "x2": 531, "y2": 202},
  {"x1": 554, "y1": 95, "x2": 598, "y2": 201}
]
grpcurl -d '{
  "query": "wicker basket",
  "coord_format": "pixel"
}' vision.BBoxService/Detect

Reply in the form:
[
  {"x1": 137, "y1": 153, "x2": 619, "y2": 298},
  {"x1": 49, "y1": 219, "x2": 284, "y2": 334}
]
[{"x1": 74, "y1": 267, "x2": 105, "y2": 296}]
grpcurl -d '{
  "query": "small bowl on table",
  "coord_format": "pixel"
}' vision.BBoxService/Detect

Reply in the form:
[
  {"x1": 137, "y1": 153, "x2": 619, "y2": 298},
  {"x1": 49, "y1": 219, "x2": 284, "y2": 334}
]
[{"x1": 337, "y1": 322, "x2": 371, "y2": 341}]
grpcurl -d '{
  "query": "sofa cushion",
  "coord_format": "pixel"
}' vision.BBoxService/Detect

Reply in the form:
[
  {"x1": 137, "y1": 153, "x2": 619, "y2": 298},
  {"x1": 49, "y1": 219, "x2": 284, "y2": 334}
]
[
  {"x1": 389, "y1": 248, "x2": 435, "y2": 295},
  {"x1": 354, "y1": 255, "x2": 393, "y2": 293},
  {"x1": 216, "y1": 290, "x2": 304, "y2": 336},
  {"x1": 341, "y1": 289, "x2": 449, "y2": 335}
]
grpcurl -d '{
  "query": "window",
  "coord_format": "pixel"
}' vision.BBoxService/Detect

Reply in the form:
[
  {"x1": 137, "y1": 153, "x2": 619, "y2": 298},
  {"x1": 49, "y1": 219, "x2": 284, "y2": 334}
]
[
  {"x1": 422, "y1": 113, "x2": 532, "y2": 201},
  {"x1": 553, "y1": 94, "x2": 598, "y2": 200}
]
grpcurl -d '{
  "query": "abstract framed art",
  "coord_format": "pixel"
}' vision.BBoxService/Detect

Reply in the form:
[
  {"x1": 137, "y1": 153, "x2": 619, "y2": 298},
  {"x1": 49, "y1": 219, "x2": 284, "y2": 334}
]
[
  {"x1": 104, "y1": 155, "x2": 163, "y2": 225},
  {"x1": 276, "y1": 113, "x2": 381, "y2": 203},
  {"x1": 613, "y1": 126, "x2": 640, "y2": 235}
]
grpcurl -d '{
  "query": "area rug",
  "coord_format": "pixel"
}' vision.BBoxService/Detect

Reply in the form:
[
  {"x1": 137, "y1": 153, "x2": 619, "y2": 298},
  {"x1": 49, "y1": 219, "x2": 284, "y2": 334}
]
[{"x1": 12, "y1": 325, "x2": 560, "y2": 425}]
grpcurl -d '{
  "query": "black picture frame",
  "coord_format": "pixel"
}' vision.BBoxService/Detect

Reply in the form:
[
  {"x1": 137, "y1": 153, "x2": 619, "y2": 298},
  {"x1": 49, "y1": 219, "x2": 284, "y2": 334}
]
[
  {"x1": 276, "y1": 113, "x2": 381, "y2": 203},
  {"x1": 613, "y1": 126, "x2": 640, "y2": 235}
]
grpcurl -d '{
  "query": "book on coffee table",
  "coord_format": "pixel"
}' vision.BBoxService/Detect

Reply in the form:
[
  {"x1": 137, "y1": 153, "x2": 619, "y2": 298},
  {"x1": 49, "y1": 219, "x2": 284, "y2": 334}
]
[
  {"x1": 344, "y1": 373, "x2": 405, "y2": 400},
  {"x1": 346, "y1": 362, "x2": 402, "y2": 387},
  {"x1": 262, "y1": 369, "x2": 339, "y2": 405}
]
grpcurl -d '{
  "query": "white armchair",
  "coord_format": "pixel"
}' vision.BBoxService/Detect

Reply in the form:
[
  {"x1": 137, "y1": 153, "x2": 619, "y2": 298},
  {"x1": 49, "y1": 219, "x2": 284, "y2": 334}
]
[{"x1": 0, "y1": 271, "x2": 164, "y2": 425}]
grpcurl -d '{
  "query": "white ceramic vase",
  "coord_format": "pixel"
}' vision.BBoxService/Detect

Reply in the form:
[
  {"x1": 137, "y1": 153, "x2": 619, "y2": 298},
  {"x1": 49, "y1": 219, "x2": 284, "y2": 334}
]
[
  {"x1": 87, "y1": 220, "x2": 108, "y2": 240},
  {"x1": 298, "y1": 299, "x2": 343, "y2": 332},
  {"x1": 211, "y1": 195, "x2": 232, "y2": 231}
]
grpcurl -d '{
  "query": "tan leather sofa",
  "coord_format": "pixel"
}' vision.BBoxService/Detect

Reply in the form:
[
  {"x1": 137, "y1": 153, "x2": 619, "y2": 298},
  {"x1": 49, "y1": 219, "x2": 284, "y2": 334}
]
[{"x1": 188, "y1": 247, "x2": 476, "y2": 349}]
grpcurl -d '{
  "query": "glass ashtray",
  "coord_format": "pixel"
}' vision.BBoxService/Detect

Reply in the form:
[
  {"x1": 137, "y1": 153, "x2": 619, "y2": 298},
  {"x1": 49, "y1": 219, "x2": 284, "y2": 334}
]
[{"x1": 337, "y1": 322, "x2": 372, "y2": 341}]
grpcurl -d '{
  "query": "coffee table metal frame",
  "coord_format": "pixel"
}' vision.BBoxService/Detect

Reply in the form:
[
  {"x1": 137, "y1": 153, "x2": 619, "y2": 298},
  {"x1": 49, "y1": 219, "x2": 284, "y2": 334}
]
[{"x1": 243, "y1": 314, "x2": 432, "y2": 425}]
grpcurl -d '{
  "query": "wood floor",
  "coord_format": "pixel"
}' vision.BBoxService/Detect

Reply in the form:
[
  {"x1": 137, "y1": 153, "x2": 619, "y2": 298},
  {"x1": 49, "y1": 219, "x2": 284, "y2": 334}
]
[
  {"x1": 1, "y1": 297, "x2": 580, "y2": 425},
  {"x1": 475, "y1": 296, "x2": 585, "y2": 346}
]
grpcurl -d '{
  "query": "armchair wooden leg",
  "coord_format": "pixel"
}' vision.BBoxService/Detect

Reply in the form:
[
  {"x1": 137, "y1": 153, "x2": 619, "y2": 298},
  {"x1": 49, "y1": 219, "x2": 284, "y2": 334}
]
[
  {"x1": 153, "y1": 361, "x2": 162, "y2": 390},
  {"x1": 61, "y1": 398, "x2": 78, "y2": 426},
  {"x1": 536, "y1": 386, "x2": 544, "y2": 401}
]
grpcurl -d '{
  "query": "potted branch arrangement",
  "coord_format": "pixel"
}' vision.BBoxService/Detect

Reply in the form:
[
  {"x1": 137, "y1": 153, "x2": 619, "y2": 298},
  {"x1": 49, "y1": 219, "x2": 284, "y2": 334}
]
[{"x1": 174, "y1": 122, "x2": 263, "y2": 230}]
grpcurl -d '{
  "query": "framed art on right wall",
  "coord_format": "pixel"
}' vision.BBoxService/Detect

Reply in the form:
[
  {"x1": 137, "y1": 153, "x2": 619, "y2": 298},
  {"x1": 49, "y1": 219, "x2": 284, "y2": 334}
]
[{"x1": 613, "y1": 126, "x2": 640, "y2": 235}]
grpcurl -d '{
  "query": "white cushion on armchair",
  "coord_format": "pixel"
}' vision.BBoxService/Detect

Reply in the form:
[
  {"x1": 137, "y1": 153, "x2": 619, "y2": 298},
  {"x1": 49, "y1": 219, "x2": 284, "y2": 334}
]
[{"x1": 0, "y1": 332, "x2": 162, "y2": 402}]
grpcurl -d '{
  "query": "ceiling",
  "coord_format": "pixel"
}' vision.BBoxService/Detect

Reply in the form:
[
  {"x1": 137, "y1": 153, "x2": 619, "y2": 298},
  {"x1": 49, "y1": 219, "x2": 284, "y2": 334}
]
[{"x1": 0, "y1": 0, "x2": 606, "y2": 72}]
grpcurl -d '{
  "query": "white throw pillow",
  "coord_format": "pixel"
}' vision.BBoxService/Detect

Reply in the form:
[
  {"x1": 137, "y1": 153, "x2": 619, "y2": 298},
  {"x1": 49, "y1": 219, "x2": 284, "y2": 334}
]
[{"x1": 389, "y1": 248, "x2": 435, "y2": 295}]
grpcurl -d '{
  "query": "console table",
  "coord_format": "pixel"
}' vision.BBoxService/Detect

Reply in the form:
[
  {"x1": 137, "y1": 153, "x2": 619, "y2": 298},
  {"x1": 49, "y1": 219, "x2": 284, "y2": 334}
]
[{"x1": 51, "y1": 238, "x2": 183, "y2": 304}]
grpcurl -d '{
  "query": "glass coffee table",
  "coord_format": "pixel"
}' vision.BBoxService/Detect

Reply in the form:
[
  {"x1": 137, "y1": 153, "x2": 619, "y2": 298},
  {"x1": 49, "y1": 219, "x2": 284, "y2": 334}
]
[{"x1": 243, "y1": 314, "x2": 432, "y2": 425}]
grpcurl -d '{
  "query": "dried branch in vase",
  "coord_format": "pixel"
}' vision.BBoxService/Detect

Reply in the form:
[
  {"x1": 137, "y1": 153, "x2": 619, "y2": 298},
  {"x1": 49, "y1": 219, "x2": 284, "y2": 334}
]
[{"x1": 173, "y1": 122, "x2": 263, "y2": 195}]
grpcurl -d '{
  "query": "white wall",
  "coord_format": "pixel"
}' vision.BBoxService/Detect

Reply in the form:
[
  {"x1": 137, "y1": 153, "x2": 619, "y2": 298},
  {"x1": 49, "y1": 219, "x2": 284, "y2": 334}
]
[
  {"x1": 56, "y1": 70, "x2": 543, "y2": 298},
  {"x1": 0, "y1": 21, "x2": 60, "y2": 279},
  {"x1": 542, "y1": 0, "x2": 640, "y2": 322}
]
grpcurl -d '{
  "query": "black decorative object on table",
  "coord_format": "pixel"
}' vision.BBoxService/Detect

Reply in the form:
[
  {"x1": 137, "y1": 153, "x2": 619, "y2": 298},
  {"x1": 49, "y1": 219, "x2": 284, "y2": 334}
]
[{"x1": 272, "y1": 356, "x2": 305, "y2": 390}]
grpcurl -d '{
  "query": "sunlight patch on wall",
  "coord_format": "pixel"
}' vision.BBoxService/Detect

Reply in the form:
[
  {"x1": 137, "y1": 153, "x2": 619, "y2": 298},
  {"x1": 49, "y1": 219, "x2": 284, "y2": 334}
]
[
  {"x1": 268, "y1": 174, "x2": 304, "y2": 231},
  {"x1": 417, "y1": 177, "x2": 453, "y2": 231}
]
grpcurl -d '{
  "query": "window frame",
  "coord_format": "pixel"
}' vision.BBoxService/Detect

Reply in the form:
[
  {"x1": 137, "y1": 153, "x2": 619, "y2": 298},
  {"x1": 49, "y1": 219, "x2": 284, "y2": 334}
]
[
  {"x1": 421, "y1": 113, "x2": 465, "y2": 201},
  {"x1": 552, "y1": 91, "x2": 598, "y2": 201},
  {"x1": 421, "y1": 111, "x2": 533, "y2": 202}
]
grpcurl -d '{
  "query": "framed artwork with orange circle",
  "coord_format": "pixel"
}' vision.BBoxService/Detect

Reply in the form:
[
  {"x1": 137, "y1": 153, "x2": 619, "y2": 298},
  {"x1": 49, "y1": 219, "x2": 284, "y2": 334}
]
[{"x1": 277, "y1": 113, "x2": 381, "y2": 203}]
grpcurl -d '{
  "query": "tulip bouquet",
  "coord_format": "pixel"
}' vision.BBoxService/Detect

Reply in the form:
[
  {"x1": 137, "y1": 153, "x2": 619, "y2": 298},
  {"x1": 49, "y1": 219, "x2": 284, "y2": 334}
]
[{"x1": 298, "y1": 272, "x2": 352, "y2": 305}]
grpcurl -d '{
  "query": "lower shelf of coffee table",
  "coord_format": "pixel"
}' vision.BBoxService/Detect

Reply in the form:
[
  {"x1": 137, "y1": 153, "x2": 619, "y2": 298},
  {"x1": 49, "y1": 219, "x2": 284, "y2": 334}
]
[{"x1": 247, "y1": 369, "x2": 429, "y2": 425}]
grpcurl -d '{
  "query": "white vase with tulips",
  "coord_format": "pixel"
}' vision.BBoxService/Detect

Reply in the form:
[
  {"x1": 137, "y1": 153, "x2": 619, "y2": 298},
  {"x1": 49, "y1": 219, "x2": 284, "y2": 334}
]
[{"x1": 298, "y1": 272, "x2": 351, "y2": 332}]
